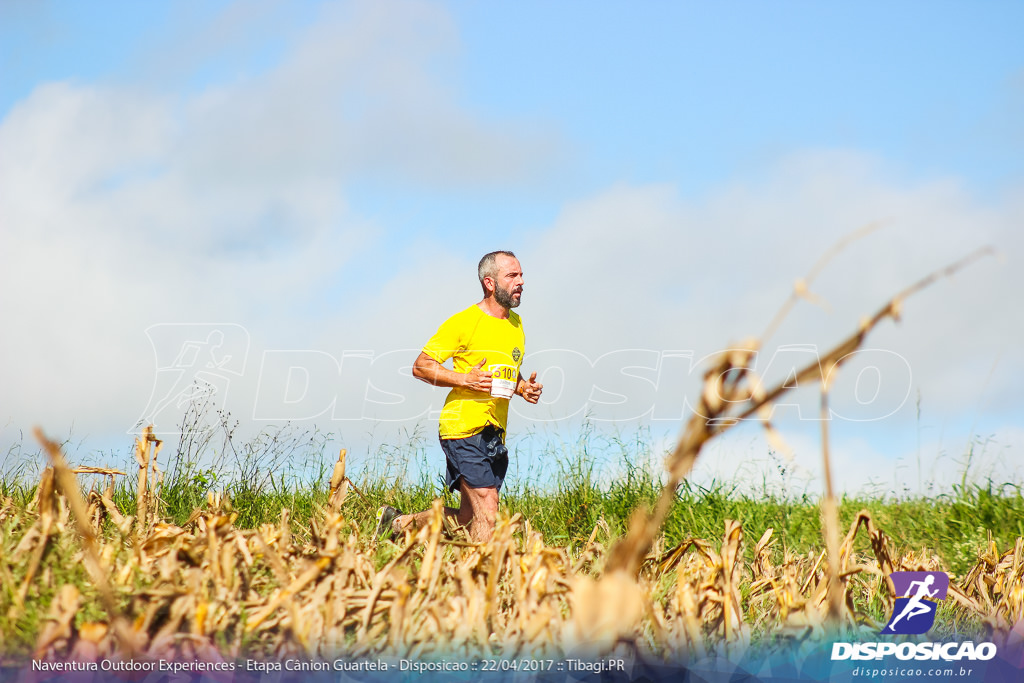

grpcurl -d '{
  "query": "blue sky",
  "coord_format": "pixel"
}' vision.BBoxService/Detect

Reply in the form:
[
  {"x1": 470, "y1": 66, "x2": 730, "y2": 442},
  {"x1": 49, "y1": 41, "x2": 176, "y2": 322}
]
[{"x1": 2, "y1": 0, "x2": 1022, "y2": 494}]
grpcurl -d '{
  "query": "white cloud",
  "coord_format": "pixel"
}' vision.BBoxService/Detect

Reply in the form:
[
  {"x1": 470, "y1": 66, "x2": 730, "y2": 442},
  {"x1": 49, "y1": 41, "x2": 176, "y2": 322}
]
[
  {"x1": 492, "y1": 152, "x2": 1022, "y2": 493},
  {"x1": 520, "y1": 151, "x2": 1021, "y2": 420},
  {"x1": 0, "y1": 0, "x2": 561, "y2": 451},
  {"x1": 0, "y1": 3, "x2": 1019, "y2": 498}
]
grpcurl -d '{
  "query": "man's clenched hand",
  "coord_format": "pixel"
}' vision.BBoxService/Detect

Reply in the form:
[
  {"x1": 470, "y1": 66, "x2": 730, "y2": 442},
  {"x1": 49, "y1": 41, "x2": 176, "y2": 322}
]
[
  {"x1": 462, "y1": 358, "x2": 493, "y2": 393},
  {"x1": 518, "y1": 371, "x2": 543, "y2": 404}
]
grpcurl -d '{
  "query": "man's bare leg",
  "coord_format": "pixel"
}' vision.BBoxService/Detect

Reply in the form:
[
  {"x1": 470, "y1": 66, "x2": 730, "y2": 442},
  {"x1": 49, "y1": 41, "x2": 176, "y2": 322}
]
[
  {"x1": 457, "y1": 481, "x2": 498, "y2": 542},
  {"x1": 393, "y1": 506, "x2": 460, "y2": 535},
  {"x1": 392, "y1": 481, "x2": 498, "y2": 542}
]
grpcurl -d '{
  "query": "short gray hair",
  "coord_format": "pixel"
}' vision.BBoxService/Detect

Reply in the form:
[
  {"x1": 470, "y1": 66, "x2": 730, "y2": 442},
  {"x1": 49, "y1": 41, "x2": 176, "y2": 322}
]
[{"x1": 477, "y1": 250, "x2": 516, "y2": 293}]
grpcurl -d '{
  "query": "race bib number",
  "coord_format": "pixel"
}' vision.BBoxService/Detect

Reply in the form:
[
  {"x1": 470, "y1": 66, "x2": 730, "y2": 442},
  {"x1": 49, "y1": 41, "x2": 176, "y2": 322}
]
[{"x1": 489, "y1": 364, "x2": 516, "y2": 399}]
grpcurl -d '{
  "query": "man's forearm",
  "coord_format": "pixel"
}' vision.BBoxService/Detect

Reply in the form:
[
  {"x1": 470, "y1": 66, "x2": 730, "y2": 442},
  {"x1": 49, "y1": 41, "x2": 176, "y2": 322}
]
[
  {"x1": 412, "y1": 352, "x2": 473, "y2": 389},
  {"x1": 415, "y1": 360, "x2": 464, "y2": 388},
  {"x1": 414, "y1": 352, "x2": 493, "y2": 394}
]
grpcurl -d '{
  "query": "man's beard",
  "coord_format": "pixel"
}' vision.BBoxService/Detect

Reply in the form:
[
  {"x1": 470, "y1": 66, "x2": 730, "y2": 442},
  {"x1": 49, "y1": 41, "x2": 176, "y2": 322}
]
[{"x1": 494, "y1": 282, "x2": 520, "y2": 309}]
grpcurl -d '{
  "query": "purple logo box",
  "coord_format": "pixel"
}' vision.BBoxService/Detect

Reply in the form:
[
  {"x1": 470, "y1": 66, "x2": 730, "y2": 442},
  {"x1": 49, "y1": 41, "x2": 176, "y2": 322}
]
[{"x1": 890, "y1": 571, "x2": 949, "y2": 600}]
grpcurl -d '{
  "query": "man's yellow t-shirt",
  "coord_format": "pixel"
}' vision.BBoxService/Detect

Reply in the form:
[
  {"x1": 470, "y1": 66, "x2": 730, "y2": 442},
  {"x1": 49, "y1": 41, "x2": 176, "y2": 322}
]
[{"x1": 422, "y1": 305, "x2": 525, "y2": 440}]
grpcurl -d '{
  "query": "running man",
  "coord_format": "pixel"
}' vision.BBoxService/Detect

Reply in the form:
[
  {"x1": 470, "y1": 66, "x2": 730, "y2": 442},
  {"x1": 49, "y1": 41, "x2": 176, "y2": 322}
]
[
  {"x1": 376, "y1": 251, "x2": 543, "y2": 542},
  {"x1": 887, "y1": 574, "x2": 939, "y2": 631}
]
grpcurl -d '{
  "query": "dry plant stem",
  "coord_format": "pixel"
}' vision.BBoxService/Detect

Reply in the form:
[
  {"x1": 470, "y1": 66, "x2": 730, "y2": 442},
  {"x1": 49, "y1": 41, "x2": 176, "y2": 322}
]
[
  {"x1": 133, "y1": 427, "x2": 162, "y2": 535},
  {"x1": 357, "y1": 541, "x2": 419, "y2": 640},
  {"x1": 740, "y1": 247, "x2": 995, "y2": 423},
  {"x1": 135, "y1": 429, "x2": 150, "y2": 532},
  {"x1": 609, "y1": 246, "x2": 994, "y2": 576},
  {"x1": 345, "y1": 478, "x2": 373, "y2": 508},
  {"x1": 148, "y1": 436, "x2": 162, "y2": 528},
  {"x1": 15, "y1": 469, "x2": 56, "y2": 611},
  {"x1": 34, "y1": 427, "x2": 139, "y2": 655},
  {"x1": 328, "y1": 449, "x2": 348, "y2": 513},
  {"x1": 761, "y1": 221, "x2": 884, "y2": 343},
  {"x1": 820, "y1": 390, "x2": 843, "y2": 622},
  {"x1": 246, "y1": 555, "x2": 333, "y2": 633}
]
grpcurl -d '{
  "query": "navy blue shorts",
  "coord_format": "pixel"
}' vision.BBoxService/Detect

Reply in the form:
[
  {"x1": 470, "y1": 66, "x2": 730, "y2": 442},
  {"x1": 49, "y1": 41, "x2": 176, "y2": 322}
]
[{"x1": 441, "y1": 425, "x2": 509, "y2": 492}]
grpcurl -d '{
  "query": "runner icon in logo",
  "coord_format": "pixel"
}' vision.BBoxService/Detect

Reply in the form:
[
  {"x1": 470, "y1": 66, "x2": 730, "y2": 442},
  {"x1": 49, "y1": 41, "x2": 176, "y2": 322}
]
[{"x1": 882, "y1": 571, "x2": 949, "y2": 635}]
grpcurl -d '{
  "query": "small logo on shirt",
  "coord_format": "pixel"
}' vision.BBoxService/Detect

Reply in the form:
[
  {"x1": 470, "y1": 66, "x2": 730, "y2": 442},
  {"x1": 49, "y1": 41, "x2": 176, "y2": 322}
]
[{"x1": 512, "y1": 347, "x2": 521, "y2": 363}]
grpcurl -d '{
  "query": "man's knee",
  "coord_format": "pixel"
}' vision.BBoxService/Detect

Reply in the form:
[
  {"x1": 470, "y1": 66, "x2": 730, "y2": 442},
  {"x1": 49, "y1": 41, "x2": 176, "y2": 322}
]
[
  {"x1": 478, "y1": 487, "x2": 499, "y2": 509},
  {"x1": 462, "y1": 484, "x2": 498, "y2": 516}
]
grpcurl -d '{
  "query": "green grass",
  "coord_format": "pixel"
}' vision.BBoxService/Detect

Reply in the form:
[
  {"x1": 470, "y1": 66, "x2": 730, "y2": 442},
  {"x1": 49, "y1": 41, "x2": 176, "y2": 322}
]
[
  {"x1": 88, "y1": 449, "x2": 1024, "y2": 582},
  {"x1": 5, "y1": 418, "x2": 1022, "y2": 580}
]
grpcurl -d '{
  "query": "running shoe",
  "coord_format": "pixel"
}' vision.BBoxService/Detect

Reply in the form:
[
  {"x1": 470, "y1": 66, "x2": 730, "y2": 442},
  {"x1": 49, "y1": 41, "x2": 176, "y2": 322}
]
[{"x1": 374, "y1": 504, "x2": 403, "y2": 539}]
